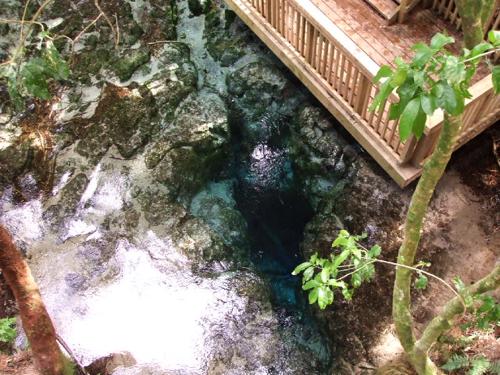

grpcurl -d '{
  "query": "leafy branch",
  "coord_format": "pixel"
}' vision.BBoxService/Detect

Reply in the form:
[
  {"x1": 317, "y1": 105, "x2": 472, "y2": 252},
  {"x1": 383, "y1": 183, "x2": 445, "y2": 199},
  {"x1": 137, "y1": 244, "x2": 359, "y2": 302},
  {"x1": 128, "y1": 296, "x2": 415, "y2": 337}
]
[
  {"x1": 292, "y1": 230, "x2": 465, "y2": 310},
  {"x1": 369, "y1": 31, "x2": 500, "y2": 142}
]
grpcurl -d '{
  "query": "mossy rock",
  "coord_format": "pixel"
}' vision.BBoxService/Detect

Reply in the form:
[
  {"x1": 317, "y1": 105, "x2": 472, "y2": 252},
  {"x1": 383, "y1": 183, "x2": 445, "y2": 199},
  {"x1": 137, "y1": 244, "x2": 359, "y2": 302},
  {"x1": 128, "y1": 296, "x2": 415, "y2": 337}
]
[
  {"x1": 144, "y1": 43, "x2": 198, "y2": 122},
  {"x1": 203, "y1": 4, "x2": 247, "y2": 66},
  {"x1": 110, "y1": 49, "x2": 151, "y2": 82},
  {"x1": 145, "y1": 92, "x2": 230, "y2": 200}
]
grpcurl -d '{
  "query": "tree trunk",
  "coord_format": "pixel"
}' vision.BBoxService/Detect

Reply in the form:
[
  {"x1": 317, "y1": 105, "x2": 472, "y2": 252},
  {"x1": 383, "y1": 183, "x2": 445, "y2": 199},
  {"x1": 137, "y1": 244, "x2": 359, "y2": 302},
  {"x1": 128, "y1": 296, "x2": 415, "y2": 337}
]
[
  {"x1": 455, "y1": 0, "x2": 496, "y2": 48},
  {"x1": 392, "y1": 2, "x2": 498, "y2": 373},
  {"x1": 392, "y1": 114, "x2": 463, "y2": 372},
  {"x1": 0, "y1": 225, "x2": 68, "y2": 375}
]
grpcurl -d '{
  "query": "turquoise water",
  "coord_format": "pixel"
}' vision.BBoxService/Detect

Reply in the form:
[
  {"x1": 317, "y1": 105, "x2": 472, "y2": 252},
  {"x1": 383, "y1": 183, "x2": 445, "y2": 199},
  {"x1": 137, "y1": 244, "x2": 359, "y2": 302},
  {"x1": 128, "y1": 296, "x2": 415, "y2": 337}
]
[{"x1": 232, "y1": 111, "x2": 314, "y2": 309}]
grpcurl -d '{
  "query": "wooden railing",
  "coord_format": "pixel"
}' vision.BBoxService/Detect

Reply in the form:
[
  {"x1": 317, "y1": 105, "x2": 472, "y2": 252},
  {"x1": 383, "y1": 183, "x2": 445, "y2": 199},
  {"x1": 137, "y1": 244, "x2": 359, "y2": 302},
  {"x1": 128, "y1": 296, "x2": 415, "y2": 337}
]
[
  {"x1": 245, "y1": 0, "x2": 408, "y2": 159},
  {"x1": 430, "y1": 0, "x2": 500, "y2": 34},
  {"x1": 228, "y1": 0, "x2": 500, "y2": 184}
]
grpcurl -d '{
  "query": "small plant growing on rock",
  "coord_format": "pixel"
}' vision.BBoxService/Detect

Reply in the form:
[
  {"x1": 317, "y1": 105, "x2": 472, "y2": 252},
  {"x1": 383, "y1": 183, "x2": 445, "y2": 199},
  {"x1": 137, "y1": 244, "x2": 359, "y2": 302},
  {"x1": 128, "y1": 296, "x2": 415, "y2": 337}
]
[
  {"x1": 0, "y1": 317, "x2": 17, "y2": 345},
  {"x1": 0, "y1": 1, "x2": 71, "y2": 109}
]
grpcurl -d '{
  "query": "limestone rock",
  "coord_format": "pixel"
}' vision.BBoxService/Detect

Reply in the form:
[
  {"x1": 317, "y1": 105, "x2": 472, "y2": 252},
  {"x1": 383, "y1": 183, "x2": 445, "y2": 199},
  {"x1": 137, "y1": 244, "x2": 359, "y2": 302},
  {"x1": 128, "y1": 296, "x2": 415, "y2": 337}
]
[{"x1": 145, "y1": 92, "x2": 229, "y2": 200}]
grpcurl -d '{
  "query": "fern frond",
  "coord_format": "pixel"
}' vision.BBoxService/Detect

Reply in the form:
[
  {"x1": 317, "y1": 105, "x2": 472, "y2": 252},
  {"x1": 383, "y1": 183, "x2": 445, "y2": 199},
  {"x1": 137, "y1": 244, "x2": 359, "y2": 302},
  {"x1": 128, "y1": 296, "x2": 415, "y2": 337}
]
[
  {"x1": 468, "y1": 357, "x2": 490, "y2": 375},
  {"x1": 490, "y1": 361, "x2": 500, "y2": 375},
  {"x1": 442, "y1": 354, "x2": 469, "y2": 371}
]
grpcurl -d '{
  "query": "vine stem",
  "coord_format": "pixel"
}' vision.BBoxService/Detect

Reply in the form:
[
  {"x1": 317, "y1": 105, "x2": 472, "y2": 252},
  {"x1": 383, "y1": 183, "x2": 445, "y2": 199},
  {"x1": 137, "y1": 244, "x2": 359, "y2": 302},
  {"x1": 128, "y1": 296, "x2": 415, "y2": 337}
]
[
  {"x1": 463, "y1": 47, "x2": 500, "y2": 63},
  {"x1": 335, "y1": 257, "x2": 466, "y2": 313}
]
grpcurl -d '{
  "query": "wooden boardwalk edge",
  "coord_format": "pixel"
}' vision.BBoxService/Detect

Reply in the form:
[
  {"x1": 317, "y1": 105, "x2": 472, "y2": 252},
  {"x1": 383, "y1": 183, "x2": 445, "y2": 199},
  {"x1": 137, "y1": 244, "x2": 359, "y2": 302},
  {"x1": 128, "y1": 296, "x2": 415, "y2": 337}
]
[{"x1": 225, "y1": 0, "x2": 422, "y2": 187}]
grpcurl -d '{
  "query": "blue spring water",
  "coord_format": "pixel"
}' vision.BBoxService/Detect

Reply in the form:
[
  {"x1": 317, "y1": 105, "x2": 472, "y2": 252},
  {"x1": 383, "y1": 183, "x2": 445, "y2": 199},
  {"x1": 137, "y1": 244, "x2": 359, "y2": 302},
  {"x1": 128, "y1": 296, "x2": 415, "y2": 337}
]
[{"x1": 232, "y1": 111, "x2": 314, "y2": 309}]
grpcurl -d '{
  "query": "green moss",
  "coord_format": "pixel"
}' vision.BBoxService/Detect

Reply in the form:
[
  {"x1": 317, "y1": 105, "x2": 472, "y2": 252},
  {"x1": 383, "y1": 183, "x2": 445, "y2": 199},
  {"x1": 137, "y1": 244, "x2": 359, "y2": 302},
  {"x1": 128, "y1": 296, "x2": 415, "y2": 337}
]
[
  {"x1": 72, "y1": 49, "x2": 111, "y2": 83},
  {"x1": 111, "y1": 49, "x2": 151, "y2": 81}
]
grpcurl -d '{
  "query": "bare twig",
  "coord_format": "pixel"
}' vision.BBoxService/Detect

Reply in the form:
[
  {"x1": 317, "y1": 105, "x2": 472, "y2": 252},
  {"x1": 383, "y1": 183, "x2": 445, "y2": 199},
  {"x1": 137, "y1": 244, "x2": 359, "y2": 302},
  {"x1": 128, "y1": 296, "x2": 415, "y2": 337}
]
[
  {"x1": 56, "y1": 334, "x2": 91, "y2": 375},
  {"x1": 71, "y1": 12, "x2": 103, "y2": 50},
  {"x1": 113, "y1": 13, "x2": 120, "y2": 47},
  {"x1": 93, "y1": 0, "x2": 118, "y2": 48}
]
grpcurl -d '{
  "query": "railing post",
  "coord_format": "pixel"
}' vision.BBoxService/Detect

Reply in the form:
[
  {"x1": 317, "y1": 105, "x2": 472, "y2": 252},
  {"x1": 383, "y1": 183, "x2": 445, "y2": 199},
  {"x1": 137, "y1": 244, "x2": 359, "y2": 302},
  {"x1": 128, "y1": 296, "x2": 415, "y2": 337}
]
[
  {"x1": 355, "y1": 75, "x2": 371, "y2": 118},
  {"x1": 398, "y1": 0, "x2": 409, "y2": 22},
  {"x1": 409, "y1": 126, "x2": 441, "y2": 167}
]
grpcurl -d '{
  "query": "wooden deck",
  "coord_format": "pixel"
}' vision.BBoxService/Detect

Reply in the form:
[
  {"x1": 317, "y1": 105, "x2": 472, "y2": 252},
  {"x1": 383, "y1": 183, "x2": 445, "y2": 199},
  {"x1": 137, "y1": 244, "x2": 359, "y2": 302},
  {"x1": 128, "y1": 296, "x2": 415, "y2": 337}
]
[
  {"x1": 310, "y1": 0, "x2": 464, "y2": 68},
  {"x1": 225, "y1": 0, "x2": 500, "y2": 187}
]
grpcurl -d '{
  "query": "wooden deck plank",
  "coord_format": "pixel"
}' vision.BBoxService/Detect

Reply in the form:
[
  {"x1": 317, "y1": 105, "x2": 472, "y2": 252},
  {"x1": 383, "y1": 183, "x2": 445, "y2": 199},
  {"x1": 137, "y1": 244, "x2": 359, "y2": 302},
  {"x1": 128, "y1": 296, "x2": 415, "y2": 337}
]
[
  {"x1": 364, "y1": 0, "x2": 399, "y2": 20},
  {"x1": 312, "y1": 0, "x2": 464, "y2": 67}
]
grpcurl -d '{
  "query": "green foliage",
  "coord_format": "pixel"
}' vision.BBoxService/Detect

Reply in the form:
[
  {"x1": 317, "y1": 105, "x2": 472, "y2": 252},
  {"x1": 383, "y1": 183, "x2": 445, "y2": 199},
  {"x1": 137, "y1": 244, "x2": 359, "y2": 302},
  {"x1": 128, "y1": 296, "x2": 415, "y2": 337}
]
[
  {"x1": 0, "y1": 34, "x2": 70, "y2": 109},
  {"x1": 442, "y1": 354, "x2": 499, "y2": 375},
  {"x1": 442, "y1": 354, "x2": 470, "y2": 371},
  {"x1": 474, "y1": 295, "x2": 500, "y2": 330},
  {"x1": 292, "y1": 230, "x2": 380, "y2": 310},
  {"x1": 370, "y1": 32, "x2": 500, "y2": 141},
  {"x1": 454, "y1": 276, "x2": 499, "y2": 331},
  {"x1": 0, "y1": 317, "x2": 17, "y2": 344}
]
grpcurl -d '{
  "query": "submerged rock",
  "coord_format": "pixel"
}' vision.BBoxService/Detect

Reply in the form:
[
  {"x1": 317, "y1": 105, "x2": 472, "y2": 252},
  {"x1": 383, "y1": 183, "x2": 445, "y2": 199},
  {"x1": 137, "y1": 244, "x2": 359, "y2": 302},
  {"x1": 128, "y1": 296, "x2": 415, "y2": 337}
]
[
  {"x1": 290, "y1": 105, "x2": 357, "y2": 211},
  {"x1": 190, "y1": 181, "x2": 249, "y2": 252},
  {"x1": 227, "y1": 61, "x2": 291, "y2": 120}
]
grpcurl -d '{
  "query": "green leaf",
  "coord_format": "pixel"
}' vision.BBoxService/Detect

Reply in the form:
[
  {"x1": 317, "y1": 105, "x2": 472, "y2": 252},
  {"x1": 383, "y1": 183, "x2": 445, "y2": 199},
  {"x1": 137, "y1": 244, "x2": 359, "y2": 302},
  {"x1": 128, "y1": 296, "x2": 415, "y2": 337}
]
[
  {"x1": 332, "y1": 230, "x2": 349, "y2": 248},
  {"x1": 303, "y1": 279, "x2": 321, "y2": 290},
  {"x1": 493, "y1": 66, "x2": 500, "y2": 94},
  {"x1": 430, "y1": 33, "x2": 454, "y2": 50},
  {"x1": 488, "y1": 30, "x2": 500, "y2": 46},
  {"x1": 453, "y1": 276, "x2": 466, "y2": 292},
  {"x1": 442, "y1": 354, "x2": 469, "y2": 371},
  {"x1": 341, "y1": 288, "x2": 353, "y2": 301},
  {"x1": 391, "y1": 66, "x2": 408, "y2": 87},
  {"x1": 320, "y1": 267, "x2": 330, "y2": 283},
  {"x1": 436, "y1": 83, "x2": 463, "y2": 116},
  {"x1": 328, "y1": 280, "x2": 347, "y2": 289},
  {"x1": 368, "y1": 245, "x2": 381, "y2": 258},
  {"x1": 369, "y1": 80, "x2": 393, "y2": 112},
  {"x1": 351, "y1": 273, "x2": 362, "y2": 288},
  {"x1": 399, "y1": 97, "x2": 421, "y2": 141},
  {"x1": 373, "y1": 65, "x2": 393, "y2": 83},
  {"x1": 303, "y1": 266, "x2": 315, "y2": 282},
  {"x1": 317, "y1": 286, "x2": 334, "y2": 309},
  {"x1": 292, "y1": 262, "x2": 311, "y2": 275},
  {"x1": 421, "y1": 94, "x2": 437, "y2": 115},
  {"x1": 308, "y1": 287, "x2": 319, "y2": 304},
  {"x1": 413, "y1": 104, "x2": 427, "y2": 139},
  {"x1": 415, "y1": 274, "x2": 428, "y2": 289},
  {"x1": 412, "y1": 43, "x2": 434, "y2": 67},
  {"x1": 443, "y1": 55, "x2": 466, "y2": 84},
  {"x1": 332, "y1": 249, "x2": 351, "y2": 269},
  {"x1": 470, "y1": 42, "x2": 493, "y2": 59}
]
